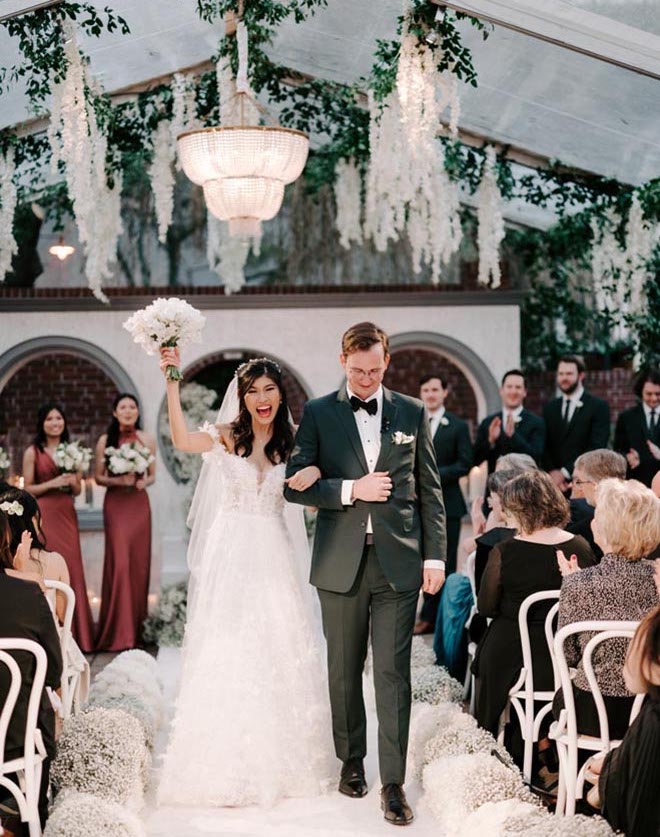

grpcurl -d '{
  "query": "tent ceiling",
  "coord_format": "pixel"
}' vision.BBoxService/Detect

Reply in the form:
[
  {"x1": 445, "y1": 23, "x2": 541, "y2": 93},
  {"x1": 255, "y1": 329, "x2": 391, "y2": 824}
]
[{"x1": 1, "y1": 0, "x2": 659, "y2": 184}]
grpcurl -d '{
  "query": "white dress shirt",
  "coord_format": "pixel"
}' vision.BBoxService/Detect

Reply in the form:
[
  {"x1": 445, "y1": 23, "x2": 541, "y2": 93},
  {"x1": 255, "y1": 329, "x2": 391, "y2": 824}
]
[
  {"x1": 643, "y1": 402, "x2": 658, "y2": 431},
  {"x1": 500, "y1": 403, "x2": 524, "y2": 430},
  {"x1": 560, "y1": 384, "x2": 584, "y2": 424},
  {"x1": 427, "y1": 406, "x2": 446, "y2": 440},
  {"x1": 341, "y1": 385, "x2": 444, "y2": 570}
]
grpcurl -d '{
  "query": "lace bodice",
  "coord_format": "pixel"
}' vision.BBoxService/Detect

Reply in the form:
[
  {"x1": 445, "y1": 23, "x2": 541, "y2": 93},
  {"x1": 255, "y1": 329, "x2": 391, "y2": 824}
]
[{"x1": 202, "y1": 427, "x2": 286, "y2": 519}]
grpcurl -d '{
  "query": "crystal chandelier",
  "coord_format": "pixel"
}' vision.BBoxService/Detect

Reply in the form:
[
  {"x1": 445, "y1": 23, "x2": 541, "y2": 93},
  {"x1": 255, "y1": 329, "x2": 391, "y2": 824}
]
[{"x1": 177, "y1": 10, "x2": 309, "y2": 237}]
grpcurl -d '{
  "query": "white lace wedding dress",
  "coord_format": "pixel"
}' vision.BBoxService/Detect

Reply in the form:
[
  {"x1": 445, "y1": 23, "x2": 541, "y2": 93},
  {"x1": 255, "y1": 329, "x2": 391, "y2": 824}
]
[{"x1": 157, "y1": 428, "x2": 335, "y2": 807}]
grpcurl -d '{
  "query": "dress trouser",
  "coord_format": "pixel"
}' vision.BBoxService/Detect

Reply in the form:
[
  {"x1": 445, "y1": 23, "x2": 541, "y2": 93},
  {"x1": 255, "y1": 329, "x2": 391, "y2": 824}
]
[
  {"x1": 317, "y1": 544, "x2": 419, "y2": 785},
  {"x1": 419, "y1": 515, "x2": 461, "y2": 625}
]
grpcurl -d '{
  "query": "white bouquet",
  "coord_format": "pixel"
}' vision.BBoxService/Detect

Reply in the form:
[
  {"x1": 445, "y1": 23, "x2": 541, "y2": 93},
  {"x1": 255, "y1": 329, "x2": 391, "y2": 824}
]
[
  {"x1": 0, "y1": 446, "x2": 10, "y2": 474},
  {"x1": 54, "y1": 441, "x2": 93, "y2": 473},
  {"x1": 123, "y1": 296, "x2": 206, "y2": 381},
  {"x1": 105, "y1": 442, "x2": 154, "y2": 476}
]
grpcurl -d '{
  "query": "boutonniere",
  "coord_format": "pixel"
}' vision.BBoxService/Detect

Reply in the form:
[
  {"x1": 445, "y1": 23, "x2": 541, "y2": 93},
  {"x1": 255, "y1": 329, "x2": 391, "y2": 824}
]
[
  {"x1": 514, "y1": 415, "x2": 522, "y2": 424},
  {"x1": 575, "y1": 400, "x2": 583, "y2": 409},
  {"x1": 439, "y1": 416, "x2": 449, "y2": 426},
  {"x1": 392, "y1": 431, "x2": 415, "y2": 445}
]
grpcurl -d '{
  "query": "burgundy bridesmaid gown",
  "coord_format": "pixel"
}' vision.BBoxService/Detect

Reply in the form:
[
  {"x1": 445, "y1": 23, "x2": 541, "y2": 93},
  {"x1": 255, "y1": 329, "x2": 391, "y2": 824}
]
[
  {"x1": 32, "y1": 446, "x2": 95, "y2": 652},
  {"x1": 96, "y1": 430, "x2": 152, "y2": 652}
]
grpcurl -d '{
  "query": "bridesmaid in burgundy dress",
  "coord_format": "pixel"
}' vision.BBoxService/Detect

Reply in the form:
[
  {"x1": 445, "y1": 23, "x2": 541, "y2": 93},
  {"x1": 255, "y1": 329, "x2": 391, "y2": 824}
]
[
  {"x1": 23, "y1": 402, "x2": 95, "y2": 652},
  {"x1": 95, "y1": 393, "x2": 156, "y2": 651}
]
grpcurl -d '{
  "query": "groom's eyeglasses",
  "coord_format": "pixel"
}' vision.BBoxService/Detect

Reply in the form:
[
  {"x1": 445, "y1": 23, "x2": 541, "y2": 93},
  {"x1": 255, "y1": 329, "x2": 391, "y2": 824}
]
[{"x1": 346, "y1": 366, "x2": 386, "y2": 381}]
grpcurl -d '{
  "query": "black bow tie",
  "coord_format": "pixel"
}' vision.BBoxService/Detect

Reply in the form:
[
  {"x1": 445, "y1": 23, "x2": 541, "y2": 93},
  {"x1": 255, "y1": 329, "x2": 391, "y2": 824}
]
[{"x1": 350, "y1": 396, "x2": 378, "y2": 416}]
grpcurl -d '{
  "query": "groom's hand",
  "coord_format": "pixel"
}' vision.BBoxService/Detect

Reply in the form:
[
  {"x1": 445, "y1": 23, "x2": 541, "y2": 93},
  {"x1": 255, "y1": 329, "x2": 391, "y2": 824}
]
[
  {"x1": 353, "y1": 472, "x2": 392, "y2": 502},
  {"x1": 423, "y1": 568, "x2": 445, "y2": 595}
]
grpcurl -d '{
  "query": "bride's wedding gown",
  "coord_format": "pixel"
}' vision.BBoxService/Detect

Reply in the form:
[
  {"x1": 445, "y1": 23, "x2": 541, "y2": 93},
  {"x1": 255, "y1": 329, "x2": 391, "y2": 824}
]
[{"x1": 158, "y1": 431, "x2": 335, "y2": 807}]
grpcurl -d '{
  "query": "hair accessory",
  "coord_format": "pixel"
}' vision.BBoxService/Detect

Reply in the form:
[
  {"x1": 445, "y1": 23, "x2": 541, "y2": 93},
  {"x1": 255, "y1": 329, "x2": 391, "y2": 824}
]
[
  {"x1": 234, "y1": 357, "x2": 282, "y2": 378},
  {"x1": 0, "y1": 501, "x2": 24, "y2": 517}
]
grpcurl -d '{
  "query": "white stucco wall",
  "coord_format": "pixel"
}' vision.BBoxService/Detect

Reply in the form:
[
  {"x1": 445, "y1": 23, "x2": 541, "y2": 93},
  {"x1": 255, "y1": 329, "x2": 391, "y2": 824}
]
[{"x1": 0, "y1": 301, "x2": 520, "y2": 584}]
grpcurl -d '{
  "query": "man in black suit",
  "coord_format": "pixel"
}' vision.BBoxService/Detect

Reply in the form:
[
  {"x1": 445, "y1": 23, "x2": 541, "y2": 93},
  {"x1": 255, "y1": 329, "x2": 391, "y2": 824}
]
[
  {"x1": 473, "y1": 369, "x2": 545, "y2": 475},
  {"x1": 614, "y1": 368, "x2": 660, "y2": 488},
  {"x1": 0, "y1": 567, "x2": 62, "y2": 829},
  {"x1": 543, "y1": 355, "x2": 611, "y2": 492},
  {"x1": 414, "y1": 373, "x2": 472, "y2": 635}
]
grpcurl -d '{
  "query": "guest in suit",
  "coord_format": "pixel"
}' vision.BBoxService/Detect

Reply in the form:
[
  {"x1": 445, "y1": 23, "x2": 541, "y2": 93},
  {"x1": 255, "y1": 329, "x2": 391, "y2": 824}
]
[
  {"x1": 614, "y1": 368, "x2": 660, "y2": 488},
  {"x1": 473, "y1": 369, "x2": 545, "y2": 475},
  {"x1": 543, "y1": 355, "x2": 611, "y2": 492},
  {"x1": 415, "y1": 373, "x2": 472, "y2": 634},
  {"x1": 0, "y1": 507, "x2": 62, "y2": 829},
  {"x1": 567, "y1": 449, "x2": 627, "y2": 561}
]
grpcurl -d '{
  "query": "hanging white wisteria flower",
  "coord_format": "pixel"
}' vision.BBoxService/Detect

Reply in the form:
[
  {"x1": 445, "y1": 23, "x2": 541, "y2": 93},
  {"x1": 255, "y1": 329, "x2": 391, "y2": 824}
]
[
  {"x1": 624, "y1": 193, "x2": 659, "y2": 315},
  {"x1": 47, "y1": 22, "x2": 122, "y2": 302},
  {"x1": 411, "y1": 663, "x2": 464, "y2": 704},
  {"x1": 207, "y1": 211, "x2": 252, "y2": 293},
  {"x1": 0, "y1": 147, "x2": 18, "y2": 282},
  {"x1": 149, "y1": 120, "x2": 176, "y2": 243},
  {"x1": 477, "y1": 146, "x2": 505, "y2": 288},
  {"x1": 590, "y1": 208, "x2": 629, "y2": 342},
  {"x1": 44, "y1": 791, "x2": 147, "y2": 837},
  {"x1": 334, "y1": 158, "x2": 363, "y2": 249},
  {"x1": 422, "y1": 752, "x2": 535, "y2": 832},
  {"x1": 170, "y1": 73, "x2": 197, "y2": 166}
]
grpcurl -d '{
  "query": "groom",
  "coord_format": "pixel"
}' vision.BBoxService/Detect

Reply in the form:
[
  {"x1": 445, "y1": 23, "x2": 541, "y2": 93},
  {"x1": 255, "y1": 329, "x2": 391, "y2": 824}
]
[{"x1": 284, "y1": 322, "x2": 446, "y2": 826}]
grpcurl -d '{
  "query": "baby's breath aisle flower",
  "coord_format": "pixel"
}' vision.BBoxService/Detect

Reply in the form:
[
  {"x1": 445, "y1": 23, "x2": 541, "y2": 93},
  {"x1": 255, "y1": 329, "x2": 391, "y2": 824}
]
[
  {"x1": 123, "y1": 297, "x2": 206, "y2": 381},
  {"x1": 423, "y1": 723, "x2": 514, "y2": 770},
  {"x1": 410, "y1": 635, "x2": 437, "y2": 669},
  {"x1": 411, "y1": 663, "x2": 463, "y2": 704},
  {"x1": 44, "y1": 791, "x2": 147, "y2": 837},
  {"x1": 407, "y1": 701, "x2": 476, "y2": 780},
  {"x1": 51, "y1": 707, "x2": 150, "y2": 809},
  {"x1": 89, "y1": 661, "x2": 165, "y2": 727},
  {"x1": 463, "y1": 798, "x2": 617, "y2": 837}
]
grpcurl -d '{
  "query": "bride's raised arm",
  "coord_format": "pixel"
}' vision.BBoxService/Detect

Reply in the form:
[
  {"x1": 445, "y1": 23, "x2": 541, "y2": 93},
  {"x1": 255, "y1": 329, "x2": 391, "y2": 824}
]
[{"x1": 160, "y1": 347, "x2": 217, "y2": 453}]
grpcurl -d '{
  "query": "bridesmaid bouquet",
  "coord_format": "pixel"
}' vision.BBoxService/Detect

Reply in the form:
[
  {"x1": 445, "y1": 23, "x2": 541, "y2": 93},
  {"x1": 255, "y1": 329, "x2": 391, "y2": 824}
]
[
  {"x1": 105, "y1": 442, "x2": 155, "y2": 476},
  {"x1": 54, "y1": 441, "x2": 93, "y2": 473},
  {"x1": 123, "y1": 297, "x2": 206, "y2": 382},
  {"x1": 0, "y1": 446, "x2": 9, "y2": 476}
]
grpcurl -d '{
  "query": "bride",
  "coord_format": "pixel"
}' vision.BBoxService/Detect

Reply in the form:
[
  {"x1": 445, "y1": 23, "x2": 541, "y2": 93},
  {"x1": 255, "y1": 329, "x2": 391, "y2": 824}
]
[{"x1": 157, "y1": 349, "x2": 335, "y2": 807}]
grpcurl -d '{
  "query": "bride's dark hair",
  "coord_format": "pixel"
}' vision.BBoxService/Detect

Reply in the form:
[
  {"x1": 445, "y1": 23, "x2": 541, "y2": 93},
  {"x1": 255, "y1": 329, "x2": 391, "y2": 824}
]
[{"x1": 231, "y1": 358, "x2": 294, "y2": 465}]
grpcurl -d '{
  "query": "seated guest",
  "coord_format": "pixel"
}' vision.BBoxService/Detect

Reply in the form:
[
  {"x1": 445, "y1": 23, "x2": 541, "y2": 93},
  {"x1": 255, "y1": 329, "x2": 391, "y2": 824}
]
[
  {"x1": 614, "y1": 368, "x2": 660, "y2": 488},
  {"x1": 587, "y1": 605, "x2": 660, "y2": 837},
  {"x1": 473, "y1": 471, "x2": 595, "y2": 737},
  {"x1": 0, "y1": 507, "x2": 62, "y2": 830},
  {"x1": 473, "y1": 470, "x2": 518, "y2": 593},
  {"x1": 567, "y1": 449, "x2": 627, "y2": 561},
  {"x1": 554, "y1": 479, "x2": 660, "y2": 739}
]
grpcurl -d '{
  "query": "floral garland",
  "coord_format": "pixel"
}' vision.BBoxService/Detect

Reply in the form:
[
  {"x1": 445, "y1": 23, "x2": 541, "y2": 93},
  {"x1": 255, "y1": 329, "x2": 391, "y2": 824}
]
[
  {"x1": 476, "y1": 145, "x2": 505, "y2": 288},
  {"x1": 0, "y1": 147, "x2": 18, "y2": 282}
]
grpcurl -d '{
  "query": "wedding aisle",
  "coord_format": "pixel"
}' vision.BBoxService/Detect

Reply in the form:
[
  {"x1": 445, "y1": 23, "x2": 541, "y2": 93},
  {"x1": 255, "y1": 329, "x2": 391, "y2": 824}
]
[{"x1": 145, "y1": 647, "x2": 444, "y2": 837}]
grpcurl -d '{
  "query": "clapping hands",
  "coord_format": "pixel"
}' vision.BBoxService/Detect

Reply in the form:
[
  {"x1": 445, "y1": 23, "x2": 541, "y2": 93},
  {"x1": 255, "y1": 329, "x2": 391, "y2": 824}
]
[{"x1": 557, "y1": 549, "x2": 579, "y2": 578}]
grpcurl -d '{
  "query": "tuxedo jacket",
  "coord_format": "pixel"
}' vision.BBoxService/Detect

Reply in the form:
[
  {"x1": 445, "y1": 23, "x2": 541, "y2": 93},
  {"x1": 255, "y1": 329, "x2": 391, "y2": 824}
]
[
  {"x1": 614, "y1": 403, "x2": 660, "y2": 487},
  {"x1": 284, "y1": 385, "x2": 446, "y2": 594},
  {"x1": 431, "y1": 411, "x2": 471, "y2": 518},
  {"x1": 543, "y1": 391, "x2": 610, "y2": 474},
  {"x1": 472, "y1": 408, "x2": 545, "y2": 474},
  {"x1": 0, "y1": 571, "x2": 62, "y2": 758}
]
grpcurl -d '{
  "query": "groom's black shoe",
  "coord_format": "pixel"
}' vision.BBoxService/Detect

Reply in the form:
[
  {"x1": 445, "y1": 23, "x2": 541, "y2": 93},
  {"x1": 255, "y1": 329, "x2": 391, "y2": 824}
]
[
  {"x1": 381, "y1": 784, "x2": 414, "y2": 826},
  {"x1": 339, "y1": 758, "x2": 368, "y2": 798}
]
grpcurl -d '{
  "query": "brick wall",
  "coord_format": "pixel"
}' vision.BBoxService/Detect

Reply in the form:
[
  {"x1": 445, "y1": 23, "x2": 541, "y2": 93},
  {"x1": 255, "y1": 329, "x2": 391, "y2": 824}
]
[{"x1": 0, "y1": 353, "x2": 119, "y2": 477}]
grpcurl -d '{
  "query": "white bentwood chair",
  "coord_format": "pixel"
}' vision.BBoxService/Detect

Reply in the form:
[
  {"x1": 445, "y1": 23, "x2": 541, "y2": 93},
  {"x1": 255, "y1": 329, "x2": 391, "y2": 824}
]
[
  {"x1": 462, "y1": 550, "x2": 478, "y2": 709},
  {"x1": 497, "y1": 589, "x2": 560, "y2": 785},
  {"x1": 0, "y1": 638, "x2": 48, "y2": 837},
  {"x1": 550, "y1": 620, "x2": 644, "y2": 816},
  {"x1": 44, "y1": 580, "x2": 89, "y2": 718}
]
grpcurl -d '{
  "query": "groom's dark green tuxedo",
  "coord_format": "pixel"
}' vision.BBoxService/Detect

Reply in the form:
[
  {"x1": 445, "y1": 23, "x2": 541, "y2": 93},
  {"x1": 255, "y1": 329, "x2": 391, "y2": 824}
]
[{"x1": 284, "y1": 384, "x2": 446, "y2": 784}]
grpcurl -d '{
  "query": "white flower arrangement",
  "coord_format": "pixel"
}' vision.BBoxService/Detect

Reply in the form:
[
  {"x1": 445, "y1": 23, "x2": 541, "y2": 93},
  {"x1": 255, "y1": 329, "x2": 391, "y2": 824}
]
[
  {"x1": 392, "y1": 431, "x2": 415, "y2": 445},
  {"x1": 407, "y1": 700, "x2": 476, "y2": 780},
  {"x1": 123, "y1": 297, "x2": 206, "y2": 381},
  {"x1": 52, "y1": 708, "x2": 150, "y2": 809},
  {"x1": 456, "y1": 799, "x2": 542, "y2": 837},
  {"x1": 105, "y1": 442, "x2": 154, "y2": 476},
  {"x1": 423, "y1": 722, "x2": 514, "y2": 771},
  {"x1": 44, "y1": 791, "x2": 147, "y2": 837},
  {"x1": 411, "y1": 663, "x2": 464, "y2": 704},
  {"x1": 410, "y1": 636, "x2": 437, "y2": 669},
  {"x1": 0, "y1": 500, "x2": 23, "y2": 516},
  {"x1": 0, "y1": 147, "x2": 18, "y2": 283},
  {"x1": 334, "y1": 157, "x2": 364, "y2": 250},
  {"x1": 477, "y1": 146, "x2": 505, "y2": 288},
  {"x1": 142, "y1": 581, "x2": 188, "y2": 648},
  {"x1": 53, "y1": 441, "x2": 93, "y2": 473},
  {"x1": 422, "y1": 752, "x2": 535, "y2": 832},
  {"x1": 89, "y1": 663, "x2": 165, "y2": 727},
  {"x1": 112, "y1": 648, "x2": 159, "y2": 677},
  {"x1": 490, "y1": 799, "x2": 617, "y2": 836},
  {"x1": 87, "y1": 693, "x2": 157, "y2": 750}
]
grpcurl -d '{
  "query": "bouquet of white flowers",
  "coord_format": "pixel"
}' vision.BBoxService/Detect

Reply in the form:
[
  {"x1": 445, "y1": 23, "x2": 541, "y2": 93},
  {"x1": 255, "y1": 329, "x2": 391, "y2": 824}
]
[
  {"x1": 123, "y1": 297, "x2": 206, "y2": 381},
  {"x1": 105, "y1": 442, "x2": 154, "y2": 476},
  {"x1": 0, "y1": 446, "x2": 9, "y2": 475},
  {"x1": 54, "y1": 441, "x2": 93, "y2": 473}
]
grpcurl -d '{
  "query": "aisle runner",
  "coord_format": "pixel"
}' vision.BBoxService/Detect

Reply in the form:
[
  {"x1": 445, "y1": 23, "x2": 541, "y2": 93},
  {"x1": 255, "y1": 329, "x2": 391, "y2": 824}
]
[{"x1": 145, "y1": 647, "x2": 443, "y2": 837}]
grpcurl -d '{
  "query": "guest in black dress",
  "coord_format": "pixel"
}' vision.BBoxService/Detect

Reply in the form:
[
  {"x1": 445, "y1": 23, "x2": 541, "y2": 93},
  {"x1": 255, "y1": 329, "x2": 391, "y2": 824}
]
[
  {"x1": 473, "y1": 471, "x2": 595, "y2": 737},
  {"x1": 554, "y1": 478, "x2": 660, "y2": 739},
  {"x1": 590, "y1": 605, "x2": 660, "y2": 836}
]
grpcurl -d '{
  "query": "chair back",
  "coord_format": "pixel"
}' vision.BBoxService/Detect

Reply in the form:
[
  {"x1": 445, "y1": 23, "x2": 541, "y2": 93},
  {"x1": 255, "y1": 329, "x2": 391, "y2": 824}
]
[
  {"x1": 43, "y1": 580, "x2": 75, "y2": 655},
  {"x1": 0, "y1": 639, "x2": 47, "y2": 771},
  {"x1": 553, "y1": 620, "x2": 640, "y2": 750},
  {"x1": 516, "y1": 590, "x2": 561, "y2": 701}
]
